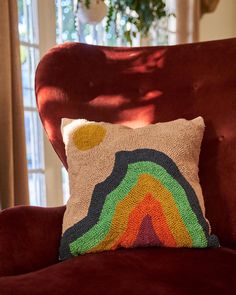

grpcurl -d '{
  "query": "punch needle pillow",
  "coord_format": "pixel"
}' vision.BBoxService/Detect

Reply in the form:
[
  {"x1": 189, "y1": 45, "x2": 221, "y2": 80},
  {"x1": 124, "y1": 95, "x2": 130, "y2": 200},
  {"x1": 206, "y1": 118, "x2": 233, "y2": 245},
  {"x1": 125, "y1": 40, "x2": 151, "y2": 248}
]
[{"x1": 60, "y1": 117, "x2": 219, "y2": 260}]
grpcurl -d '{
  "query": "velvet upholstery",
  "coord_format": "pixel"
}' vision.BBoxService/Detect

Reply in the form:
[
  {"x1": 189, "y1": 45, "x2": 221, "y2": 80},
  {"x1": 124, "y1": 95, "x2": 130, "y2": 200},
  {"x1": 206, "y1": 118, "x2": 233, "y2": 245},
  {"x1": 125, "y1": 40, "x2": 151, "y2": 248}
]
[
  {"x1": 0, "y1": 205, "x2": 65, "y2": 277},
  {"x1": 0, "y1": 38, "x2": 236, "y2": 294},
  {"x1": 0, "y1": 247, "x2": 235, "y2": 295}
]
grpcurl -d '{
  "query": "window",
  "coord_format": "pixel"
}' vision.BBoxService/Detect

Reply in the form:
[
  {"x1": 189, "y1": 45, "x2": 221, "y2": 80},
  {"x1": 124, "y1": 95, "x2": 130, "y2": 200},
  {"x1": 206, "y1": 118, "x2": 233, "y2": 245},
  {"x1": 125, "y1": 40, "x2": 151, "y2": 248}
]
[{"x1": 18, "y1": 0, "x2": 46, "y2": 206}]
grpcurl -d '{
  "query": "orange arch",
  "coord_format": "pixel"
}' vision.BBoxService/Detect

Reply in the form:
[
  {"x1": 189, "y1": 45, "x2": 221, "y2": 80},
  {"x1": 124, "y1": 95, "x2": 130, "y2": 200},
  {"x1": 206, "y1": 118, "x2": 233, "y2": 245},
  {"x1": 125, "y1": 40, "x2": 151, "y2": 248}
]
[{"x1": 112, "y1": 193, "x2": 176, "y2": 249}]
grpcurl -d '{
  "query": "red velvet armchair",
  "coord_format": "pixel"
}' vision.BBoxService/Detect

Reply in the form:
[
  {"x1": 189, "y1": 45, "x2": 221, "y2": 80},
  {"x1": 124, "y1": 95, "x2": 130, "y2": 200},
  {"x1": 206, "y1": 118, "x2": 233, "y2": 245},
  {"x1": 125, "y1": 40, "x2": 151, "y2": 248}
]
[{"x1": 0, "y1": 38, "x2": 236, "y2": 294}]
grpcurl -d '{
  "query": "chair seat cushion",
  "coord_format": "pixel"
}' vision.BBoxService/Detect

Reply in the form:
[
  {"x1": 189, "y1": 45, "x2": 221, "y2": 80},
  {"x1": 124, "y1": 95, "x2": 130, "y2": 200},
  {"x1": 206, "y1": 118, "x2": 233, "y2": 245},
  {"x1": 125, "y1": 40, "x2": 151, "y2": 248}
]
[{"x1": 0, "y1": 247, "x2": 235, "y2": 295}]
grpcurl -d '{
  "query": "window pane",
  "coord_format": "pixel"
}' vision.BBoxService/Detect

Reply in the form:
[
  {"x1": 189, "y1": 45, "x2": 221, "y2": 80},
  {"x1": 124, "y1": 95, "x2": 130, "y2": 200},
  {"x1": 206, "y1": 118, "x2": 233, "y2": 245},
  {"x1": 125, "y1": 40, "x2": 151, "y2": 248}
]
[
  {"x1": 28, "y1": 173, "x2": 46, "y2": 206},
  {"x1": 62, "y1": 167, "x2": 70, "y2": 203},
  {"x1": 20, "y1": 45, "x2": 39, "y2": 107},
  {"x1": 21, "y1": 45, "x2": 30, "y2": 89},
  {"x1": 55, "y1": 0, "x2": 78, "y2": 43},
  {"x1": 22, "y1": 87, "x2": 31, "y2": 108},
  {"x1": 22, "y1": 88, "x2": 36, "y2": 108},
  {"x1": 24, "y1": 111, "x2": 44, "y2": 170},
  {"x1": 18, "y1": 0, "x2": 39, "y2": 44}
]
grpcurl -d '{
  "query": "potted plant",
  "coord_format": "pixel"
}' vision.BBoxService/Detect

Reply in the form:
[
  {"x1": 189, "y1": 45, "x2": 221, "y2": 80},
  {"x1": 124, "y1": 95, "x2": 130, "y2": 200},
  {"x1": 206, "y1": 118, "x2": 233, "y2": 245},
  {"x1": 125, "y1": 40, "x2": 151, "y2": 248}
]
[
  {"x1": 76, "y1": 0, "x2": 168, "y2": 44},
  {"x1": 77, "y1": 0, "x2": 108, "y2": 24}
]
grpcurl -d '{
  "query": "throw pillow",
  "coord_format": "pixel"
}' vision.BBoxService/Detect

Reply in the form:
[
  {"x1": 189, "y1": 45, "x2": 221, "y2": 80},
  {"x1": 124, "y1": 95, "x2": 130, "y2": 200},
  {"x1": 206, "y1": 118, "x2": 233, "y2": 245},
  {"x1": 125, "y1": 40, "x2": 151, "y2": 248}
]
[{"x1": 59, "y1": 117, "x2": 219, "y2": 260}]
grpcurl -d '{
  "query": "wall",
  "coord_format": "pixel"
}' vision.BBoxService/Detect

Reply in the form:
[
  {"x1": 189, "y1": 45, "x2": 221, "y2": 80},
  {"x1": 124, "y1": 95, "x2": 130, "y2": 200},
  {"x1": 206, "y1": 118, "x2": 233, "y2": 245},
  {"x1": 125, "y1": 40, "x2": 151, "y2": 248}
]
[{"x1": 200, "y1": 0, "x2": 236, "y2": 41}]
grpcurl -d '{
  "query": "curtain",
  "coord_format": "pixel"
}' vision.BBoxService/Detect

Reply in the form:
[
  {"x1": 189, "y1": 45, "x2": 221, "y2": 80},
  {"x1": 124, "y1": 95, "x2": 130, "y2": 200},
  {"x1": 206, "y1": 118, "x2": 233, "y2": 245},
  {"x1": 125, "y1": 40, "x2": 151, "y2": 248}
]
[{"x1": 0, "y1": 0, "x2": 29, "y2": 209}]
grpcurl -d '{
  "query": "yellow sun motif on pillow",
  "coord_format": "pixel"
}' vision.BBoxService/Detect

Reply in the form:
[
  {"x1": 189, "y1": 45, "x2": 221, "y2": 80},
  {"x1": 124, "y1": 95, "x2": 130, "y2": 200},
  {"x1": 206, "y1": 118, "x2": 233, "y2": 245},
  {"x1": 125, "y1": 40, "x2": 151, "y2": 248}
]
[{"x1": 73, "y1": 124, "x2": 106, "y2": 151}]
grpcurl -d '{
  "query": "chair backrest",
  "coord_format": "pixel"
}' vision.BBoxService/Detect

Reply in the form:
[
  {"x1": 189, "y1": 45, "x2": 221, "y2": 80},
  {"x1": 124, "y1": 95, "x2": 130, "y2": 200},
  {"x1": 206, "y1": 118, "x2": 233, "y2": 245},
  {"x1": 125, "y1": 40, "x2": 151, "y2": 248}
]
[{"x1": 35, "y1": 38, "x2": 236, "y2": 248}]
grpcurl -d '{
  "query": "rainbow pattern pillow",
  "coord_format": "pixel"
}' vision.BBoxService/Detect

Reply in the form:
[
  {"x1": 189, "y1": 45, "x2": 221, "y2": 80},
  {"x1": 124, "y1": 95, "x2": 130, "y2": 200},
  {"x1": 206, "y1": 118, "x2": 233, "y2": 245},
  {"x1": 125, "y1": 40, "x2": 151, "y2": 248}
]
[{"x1": 59, "y1": 117, "x2": 219, "y2": 260}]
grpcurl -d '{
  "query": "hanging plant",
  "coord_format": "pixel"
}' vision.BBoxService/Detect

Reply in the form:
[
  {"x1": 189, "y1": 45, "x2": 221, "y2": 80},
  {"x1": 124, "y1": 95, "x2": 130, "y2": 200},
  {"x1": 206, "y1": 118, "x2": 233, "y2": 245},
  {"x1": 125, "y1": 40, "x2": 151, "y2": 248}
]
[
  {"x1": 106, "y1": 0, "x2": 168, "y2": 44},
  {"x1": 76, "y1": 0, "x2": 169, "y2": 44}
]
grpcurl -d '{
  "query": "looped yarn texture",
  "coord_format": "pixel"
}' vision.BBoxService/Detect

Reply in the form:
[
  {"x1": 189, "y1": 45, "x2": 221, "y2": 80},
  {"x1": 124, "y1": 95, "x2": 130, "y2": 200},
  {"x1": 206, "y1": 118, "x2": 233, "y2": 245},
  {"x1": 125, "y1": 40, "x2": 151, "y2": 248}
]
[{"x1": 60, "y1": 117, "x2": 219, "y2": 260}]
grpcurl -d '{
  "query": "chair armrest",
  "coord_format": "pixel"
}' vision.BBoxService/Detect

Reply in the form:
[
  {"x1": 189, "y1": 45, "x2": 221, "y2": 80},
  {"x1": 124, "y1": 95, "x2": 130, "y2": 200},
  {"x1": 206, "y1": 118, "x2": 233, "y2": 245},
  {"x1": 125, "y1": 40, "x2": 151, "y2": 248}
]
[{"x1": 0, "y1": 205, "x2": 65, "y2": 276}]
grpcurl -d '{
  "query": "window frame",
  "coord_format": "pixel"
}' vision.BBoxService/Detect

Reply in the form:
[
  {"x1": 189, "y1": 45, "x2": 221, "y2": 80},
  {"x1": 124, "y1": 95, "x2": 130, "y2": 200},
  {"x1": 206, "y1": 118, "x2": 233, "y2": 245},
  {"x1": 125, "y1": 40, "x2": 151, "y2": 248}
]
[{"x1": 19, "y1": 0, "x2": 64, "y2": 207}]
